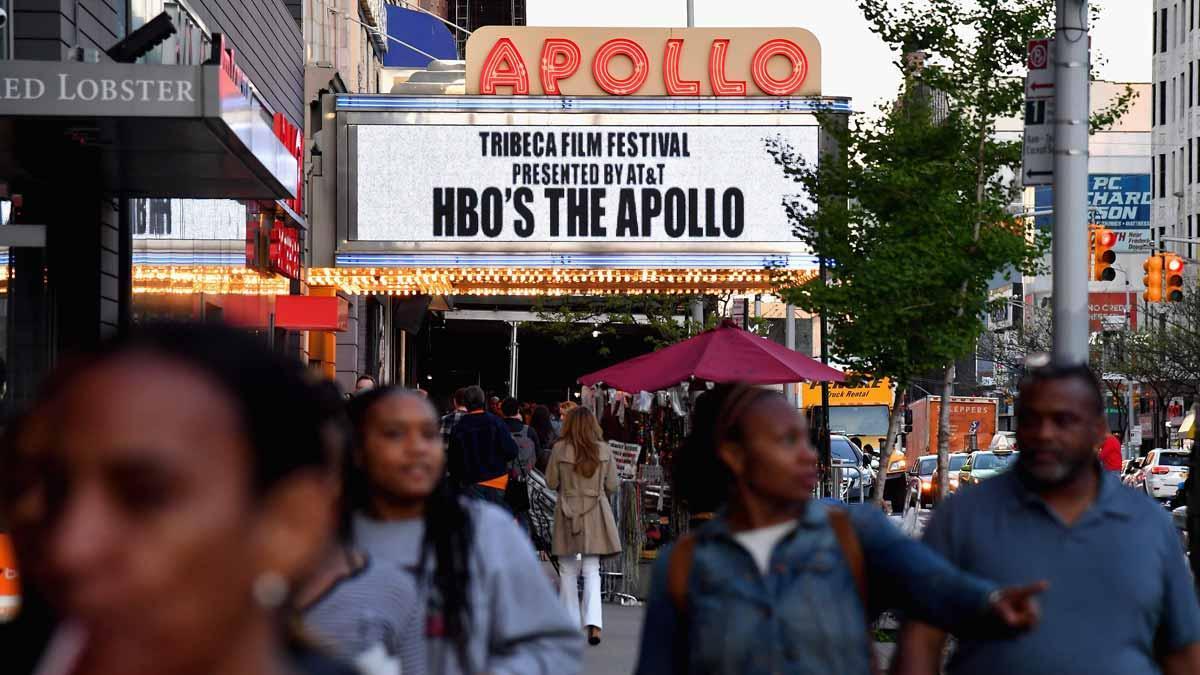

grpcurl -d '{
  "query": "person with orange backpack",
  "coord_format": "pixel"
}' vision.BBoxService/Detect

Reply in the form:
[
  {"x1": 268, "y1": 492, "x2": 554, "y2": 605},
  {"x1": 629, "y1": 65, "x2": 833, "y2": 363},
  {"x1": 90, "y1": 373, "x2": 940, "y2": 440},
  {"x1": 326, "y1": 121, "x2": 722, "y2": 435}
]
[{"x1": 634, "y1": 383, "x2": 1047, "y2": 675}]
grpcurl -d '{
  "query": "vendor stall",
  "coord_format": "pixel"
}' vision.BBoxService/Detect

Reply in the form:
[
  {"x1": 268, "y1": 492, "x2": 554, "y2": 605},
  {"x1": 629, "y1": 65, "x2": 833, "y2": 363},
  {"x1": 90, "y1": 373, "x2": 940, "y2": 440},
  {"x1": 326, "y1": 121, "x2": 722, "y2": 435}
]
[{"x1": 573, "y1": 321, "x2": 844, "y2": 601}]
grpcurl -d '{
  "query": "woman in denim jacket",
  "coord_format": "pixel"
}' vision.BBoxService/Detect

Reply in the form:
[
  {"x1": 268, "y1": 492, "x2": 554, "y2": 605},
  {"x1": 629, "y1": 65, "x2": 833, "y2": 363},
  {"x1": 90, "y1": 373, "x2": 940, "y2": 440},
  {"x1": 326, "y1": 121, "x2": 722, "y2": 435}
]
[{"x1": 635, "y1": 383, "x2": 1045, "y2": 675}]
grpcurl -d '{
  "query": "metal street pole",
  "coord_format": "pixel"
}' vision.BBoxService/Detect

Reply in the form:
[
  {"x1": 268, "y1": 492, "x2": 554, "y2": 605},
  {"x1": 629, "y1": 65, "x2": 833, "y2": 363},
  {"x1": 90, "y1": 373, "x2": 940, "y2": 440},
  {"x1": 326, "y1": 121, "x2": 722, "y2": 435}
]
[
  {"x1": 785, "y1": 304, "x2": 797, "y2": 404},
  {"x1": 690, "y1": 298, "x2": 704, "y2": 332},
  {"x1": 686, "y1": 0, "x2": 695, "y2": 27},
  {"x1": 508, "y1": 321, "x2": 519, "y2": 398},
  {"x1": 1051, "y1": 0, "x2": 1090, "y2": 364}
]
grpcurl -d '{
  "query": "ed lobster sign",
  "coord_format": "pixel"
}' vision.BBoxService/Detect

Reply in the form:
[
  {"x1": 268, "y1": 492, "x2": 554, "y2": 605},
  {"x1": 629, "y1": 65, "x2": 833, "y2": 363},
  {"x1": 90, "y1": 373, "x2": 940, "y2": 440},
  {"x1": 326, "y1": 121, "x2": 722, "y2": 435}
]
[{"x1": 465, "y1": 27, "x2": 822, "y2": 97}]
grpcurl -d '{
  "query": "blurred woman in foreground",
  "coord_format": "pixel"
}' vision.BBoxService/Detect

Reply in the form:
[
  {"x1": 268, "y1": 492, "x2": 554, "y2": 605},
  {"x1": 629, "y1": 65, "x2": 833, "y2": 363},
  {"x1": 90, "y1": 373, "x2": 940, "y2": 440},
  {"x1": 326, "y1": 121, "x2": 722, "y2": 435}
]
[
  {"x1": 346, "y1": 387, "x2": 581, "y2": 675},
  {"x1": 1, "y1": 324, "x2": 355, "y2": 675},
  {"x1": 635, "y1": 383, "x2": 1046, "y2": 675}
]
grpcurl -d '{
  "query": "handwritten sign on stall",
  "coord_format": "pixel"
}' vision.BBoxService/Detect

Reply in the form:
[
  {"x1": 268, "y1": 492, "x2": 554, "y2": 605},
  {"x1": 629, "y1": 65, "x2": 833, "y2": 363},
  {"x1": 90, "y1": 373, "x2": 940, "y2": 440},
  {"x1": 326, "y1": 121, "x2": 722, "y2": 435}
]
[{"x1": 609, "y1": 442, "x2": 641, "y2": 480}]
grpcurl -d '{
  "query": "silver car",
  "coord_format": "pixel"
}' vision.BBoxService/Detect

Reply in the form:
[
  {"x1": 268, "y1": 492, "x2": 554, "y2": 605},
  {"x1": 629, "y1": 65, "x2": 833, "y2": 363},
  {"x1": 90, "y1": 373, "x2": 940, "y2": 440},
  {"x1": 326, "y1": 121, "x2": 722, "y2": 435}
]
[{"x1": 830, "y1": 434, "x2": 874, "y2": 502}]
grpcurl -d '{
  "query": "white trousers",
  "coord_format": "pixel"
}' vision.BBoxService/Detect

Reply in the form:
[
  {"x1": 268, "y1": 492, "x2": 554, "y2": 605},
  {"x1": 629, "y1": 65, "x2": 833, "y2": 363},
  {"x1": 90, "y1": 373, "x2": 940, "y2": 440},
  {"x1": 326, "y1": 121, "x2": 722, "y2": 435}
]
[{"x1": 558, "y1": 554, "x2": 602, "y2": 629}]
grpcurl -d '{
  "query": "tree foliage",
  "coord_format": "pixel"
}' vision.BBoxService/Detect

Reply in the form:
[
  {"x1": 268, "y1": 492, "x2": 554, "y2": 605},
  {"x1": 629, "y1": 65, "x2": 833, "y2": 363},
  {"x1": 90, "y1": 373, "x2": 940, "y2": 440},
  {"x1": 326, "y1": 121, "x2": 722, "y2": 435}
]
[
  {"x1": 769, "y1": 0, "x2": 1054, "y2": 502},
  {"x1": 529, "y1": 295, "x2": 767, "y2": 357}
]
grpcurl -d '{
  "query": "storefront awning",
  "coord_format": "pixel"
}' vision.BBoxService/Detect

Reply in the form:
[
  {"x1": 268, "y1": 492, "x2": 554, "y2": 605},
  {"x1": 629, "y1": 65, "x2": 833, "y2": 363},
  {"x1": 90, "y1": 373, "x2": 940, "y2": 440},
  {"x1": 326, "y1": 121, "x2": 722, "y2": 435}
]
[
  {"x1": 0, "y1": 60, "x2": 297, "y2": 199},
  {"x1": 1181, "y1": 407, "x2": 1196, "y2": 439}
]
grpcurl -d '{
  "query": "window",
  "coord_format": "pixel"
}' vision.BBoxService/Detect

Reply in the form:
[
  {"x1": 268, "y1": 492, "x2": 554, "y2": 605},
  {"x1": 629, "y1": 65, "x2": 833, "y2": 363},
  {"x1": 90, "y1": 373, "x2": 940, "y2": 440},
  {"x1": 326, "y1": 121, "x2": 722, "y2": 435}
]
[
  {"x1": 1160, "y1": 453, "x2": 1190, "y2": 466},
  {"x1": 1161, "y1": 154, "x2": 1168, "y2": 198},
  {"x1": 1190, "y1": 139, "x2": 1194, "y2": 184},
  {"x1": 1164, "y1": 8, "x2": 1170, "y2": 52},
  {"x1": 1162, "y1": 80, "x2": 1169, "y2": 124},
  {"x1": 1157, "y1": 9, "x2": 1160, "y2": 52},
  {"x1": 1190, "y1": 63, "x2": 1194, "y2": 107},
  {"x1": 830, "y1": 438, "x2": 863, "y2": 466},
  {"x1": 306, "y1": 0, "x2": 333, "y2": 64},
  {"x1": 1172, "y1": 77, "x2": 1178, "y2": 121},
  {"x1": 1193, "y1": 0, "x2": 1196, "y2": 30}
]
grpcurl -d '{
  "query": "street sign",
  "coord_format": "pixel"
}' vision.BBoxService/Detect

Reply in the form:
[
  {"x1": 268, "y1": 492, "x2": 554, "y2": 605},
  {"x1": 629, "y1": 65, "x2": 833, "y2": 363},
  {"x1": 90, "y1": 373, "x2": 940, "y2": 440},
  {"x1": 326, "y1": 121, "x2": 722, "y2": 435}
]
[
  {"x1": 1026, "y1": 39, "x2": 1054, "y2": 99},
  {"x1": 1022, "y1": 38, "x2": 1055, "y2": 187},
  {"x1": 1022, "y1": 96, "x2": 1055, "y2": 186}
]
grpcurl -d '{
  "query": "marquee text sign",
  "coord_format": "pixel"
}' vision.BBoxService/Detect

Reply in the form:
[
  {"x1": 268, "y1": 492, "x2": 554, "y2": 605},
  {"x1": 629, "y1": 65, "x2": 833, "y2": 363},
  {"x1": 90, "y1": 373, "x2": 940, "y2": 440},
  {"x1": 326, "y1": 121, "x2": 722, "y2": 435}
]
[
  {"x1": 353, "y1": 123, "x2": 818, "y2": 246},
  {"x1": 465, "y1": 27, "x2": 822, "y2": 97}
]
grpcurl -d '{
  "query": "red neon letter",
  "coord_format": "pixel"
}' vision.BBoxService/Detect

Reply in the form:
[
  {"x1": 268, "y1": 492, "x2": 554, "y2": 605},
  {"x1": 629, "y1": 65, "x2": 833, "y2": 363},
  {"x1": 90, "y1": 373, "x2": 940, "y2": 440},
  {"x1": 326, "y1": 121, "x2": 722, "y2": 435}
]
[
  {"x1": 663, "y1": 38, "x2": 700, "y2": 96},
  {"x1": 751, "y1": 39, "x2": 808, "y2": 95},
  {"x1": 540, "y1": 38, "x2": 582, "y2": 95},
  {"x1": 708, "y1": 39, "x2": 746, "y2": 96},
  {"x1": 479, "y1": 38, "x2": 530, "y2": 95},
  {"x1": 592, "y1": 38, "x2": 650, "y2": 96}
]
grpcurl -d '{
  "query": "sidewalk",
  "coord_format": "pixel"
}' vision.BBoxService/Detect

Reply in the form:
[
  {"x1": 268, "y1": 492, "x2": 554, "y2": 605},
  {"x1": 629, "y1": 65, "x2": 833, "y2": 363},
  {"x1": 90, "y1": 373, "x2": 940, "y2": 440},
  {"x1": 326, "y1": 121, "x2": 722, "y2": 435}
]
[{"x1": 582, "y1": 604, "x2": 644, "y2": 675}]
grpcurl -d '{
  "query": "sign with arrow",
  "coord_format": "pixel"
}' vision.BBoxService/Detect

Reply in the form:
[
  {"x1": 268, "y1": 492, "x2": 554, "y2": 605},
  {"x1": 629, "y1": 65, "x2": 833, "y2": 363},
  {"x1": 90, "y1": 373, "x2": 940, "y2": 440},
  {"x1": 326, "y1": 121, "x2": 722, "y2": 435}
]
[
  {"x1": 1022, "y1": 38, "x2": 1055, "y2": 187},
  {"x1": 1026, "y1": 38, "x2": 1054, "y2": 99},
  {"x1": 1023, "y1": 96, "x2": 1055, "y2": 186}
]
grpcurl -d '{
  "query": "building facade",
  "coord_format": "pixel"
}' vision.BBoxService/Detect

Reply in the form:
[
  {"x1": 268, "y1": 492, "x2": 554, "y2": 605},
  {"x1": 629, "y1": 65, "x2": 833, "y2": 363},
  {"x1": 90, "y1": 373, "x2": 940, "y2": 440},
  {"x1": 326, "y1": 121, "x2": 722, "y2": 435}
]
[
  {"x1": 0, "y1": 0, "x2": 304, "y2": 412},
  {"x1": 1153, "y1": 0, "x2": 1197, "y2": 260}
]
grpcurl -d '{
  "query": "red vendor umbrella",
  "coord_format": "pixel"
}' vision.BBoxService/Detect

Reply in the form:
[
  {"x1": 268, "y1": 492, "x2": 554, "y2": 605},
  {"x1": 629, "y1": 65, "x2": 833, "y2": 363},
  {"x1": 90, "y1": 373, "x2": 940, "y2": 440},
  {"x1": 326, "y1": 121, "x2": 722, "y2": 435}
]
[{"x1": 578, "y1": 320, "x2": 846, "y2": 392}]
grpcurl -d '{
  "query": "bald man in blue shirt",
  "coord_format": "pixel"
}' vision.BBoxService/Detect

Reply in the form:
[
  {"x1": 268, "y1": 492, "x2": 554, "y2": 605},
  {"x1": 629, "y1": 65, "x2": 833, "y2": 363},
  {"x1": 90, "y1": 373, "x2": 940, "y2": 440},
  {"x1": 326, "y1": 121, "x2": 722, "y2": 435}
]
[{"x1": 894, "y1": 363, "x2": 1200, "y2": 675}]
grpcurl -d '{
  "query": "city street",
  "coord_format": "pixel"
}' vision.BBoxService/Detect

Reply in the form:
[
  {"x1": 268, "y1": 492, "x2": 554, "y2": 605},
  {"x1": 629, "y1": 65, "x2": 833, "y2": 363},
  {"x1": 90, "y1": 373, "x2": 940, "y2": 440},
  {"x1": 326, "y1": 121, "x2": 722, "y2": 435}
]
[{"x1": 0, "y1": 2, "x2": 1185, "y2": 675}]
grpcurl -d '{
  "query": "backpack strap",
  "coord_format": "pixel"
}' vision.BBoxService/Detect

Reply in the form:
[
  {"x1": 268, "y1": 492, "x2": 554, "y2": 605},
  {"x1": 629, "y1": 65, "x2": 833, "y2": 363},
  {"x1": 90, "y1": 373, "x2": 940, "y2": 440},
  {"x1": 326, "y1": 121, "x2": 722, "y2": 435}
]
[
  {"x1": 827, "y1": 507, "x2": 867, "y2": 606},
  {"x1": 827, "y1": 506, "x2": 880, "y2": 675},
  {"x1": 667, "y1": 533, "x2": 699, "y2": 615},
  {"x1": 666, "y1": 533, "x2": 699, "y2": 673}
]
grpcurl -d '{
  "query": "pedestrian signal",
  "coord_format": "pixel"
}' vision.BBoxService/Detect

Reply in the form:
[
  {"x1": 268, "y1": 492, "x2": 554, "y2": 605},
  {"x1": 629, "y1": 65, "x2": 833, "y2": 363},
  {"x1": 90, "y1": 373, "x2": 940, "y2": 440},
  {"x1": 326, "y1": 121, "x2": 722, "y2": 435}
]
[
  {"x1": 1144, "y1": 254, "x2": 1164, "y2": 303},
  {"x1": 1089, "y1": 225, "x2": 1117, "y2": 281},
  {"x1": 1166, "y1": 254, "x2": 1186, "y2": 302}
]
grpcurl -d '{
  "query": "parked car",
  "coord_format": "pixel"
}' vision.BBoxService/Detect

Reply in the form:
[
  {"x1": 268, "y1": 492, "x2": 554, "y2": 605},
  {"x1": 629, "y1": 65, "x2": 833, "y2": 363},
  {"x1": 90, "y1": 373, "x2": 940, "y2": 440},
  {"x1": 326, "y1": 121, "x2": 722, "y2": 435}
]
[
  {"x1": 831, "y1": 434, "x2": 874, "y2": 502},
  {"x1": 930, "y1": 453, "x2": 971, "y2": 503},
  {"x1": 957, "y1": 450, "x2": 1019, "y2": 489},
  {"x1": 906, "y1": 453, "x2": 969, "y2": 506},
  {"x1": 906, "y1": 455, "x2": 938, "y2": 507},
  {"x1": 1140, "y1": 449, "x2": 1190, "y2": 501}
]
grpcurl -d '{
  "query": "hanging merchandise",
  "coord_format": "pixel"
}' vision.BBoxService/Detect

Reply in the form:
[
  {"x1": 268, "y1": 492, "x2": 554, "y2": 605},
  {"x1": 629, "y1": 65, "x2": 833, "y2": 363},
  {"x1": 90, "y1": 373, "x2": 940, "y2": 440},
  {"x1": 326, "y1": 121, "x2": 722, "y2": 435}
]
[
  {"x1": 669, "y1": 387, "x2": 687, "y2": 417},
  {"x1": 581, "y1": 385, "x2": 596, "y2": 411},
  {"x1": 634, "y1": 390, "x2": 654, "y2": 413}
]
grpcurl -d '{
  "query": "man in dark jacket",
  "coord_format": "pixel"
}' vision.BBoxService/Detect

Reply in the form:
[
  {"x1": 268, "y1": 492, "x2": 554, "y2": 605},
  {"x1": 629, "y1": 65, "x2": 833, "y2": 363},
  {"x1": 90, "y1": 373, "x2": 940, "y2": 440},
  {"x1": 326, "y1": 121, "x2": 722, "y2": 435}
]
[{"x1": 448, "y1": 385, "x2": 519, "y2": 507}]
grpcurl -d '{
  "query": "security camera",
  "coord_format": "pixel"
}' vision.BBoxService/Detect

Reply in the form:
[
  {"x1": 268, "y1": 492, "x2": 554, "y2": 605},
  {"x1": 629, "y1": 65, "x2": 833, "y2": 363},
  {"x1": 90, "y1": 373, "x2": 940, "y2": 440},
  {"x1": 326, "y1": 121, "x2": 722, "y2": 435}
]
[{"x1": 0, "y1": 9, "x2": 9, "y2": 30}]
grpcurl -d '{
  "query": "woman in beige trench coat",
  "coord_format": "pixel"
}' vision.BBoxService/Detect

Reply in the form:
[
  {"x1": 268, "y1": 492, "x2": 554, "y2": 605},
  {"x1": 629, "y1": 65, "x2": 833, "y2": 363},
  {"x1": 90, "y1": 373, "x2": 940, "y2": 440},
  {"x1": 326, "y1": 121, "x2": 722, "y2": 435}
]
[{"x1": 545, "y1": 406, "x2": 621, "y2": 646}]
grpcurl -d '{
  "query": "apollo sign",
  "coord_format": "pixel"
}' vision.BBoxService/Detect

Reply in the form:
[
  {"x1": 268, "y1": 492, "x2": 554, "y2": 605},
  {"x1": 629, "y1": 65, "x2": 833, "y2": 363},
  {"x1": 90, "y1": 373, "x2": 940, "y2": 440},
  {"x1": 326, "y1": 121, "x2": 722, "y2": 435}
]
[{"x1": 465, "y1": 27, "x2": 822, "y2": 97}]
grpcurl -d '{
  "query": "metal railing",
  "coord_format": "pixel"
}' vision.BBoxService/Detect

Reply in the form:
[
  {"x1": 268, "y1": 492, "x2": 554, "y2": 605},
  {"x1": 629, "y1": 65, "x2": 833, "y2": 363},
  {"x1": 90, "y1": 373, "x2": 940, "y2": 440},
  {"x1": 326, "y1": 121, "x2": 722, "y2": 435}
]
[{"x1": 830, "y1": 464, "x2": 869, "y2": 503}]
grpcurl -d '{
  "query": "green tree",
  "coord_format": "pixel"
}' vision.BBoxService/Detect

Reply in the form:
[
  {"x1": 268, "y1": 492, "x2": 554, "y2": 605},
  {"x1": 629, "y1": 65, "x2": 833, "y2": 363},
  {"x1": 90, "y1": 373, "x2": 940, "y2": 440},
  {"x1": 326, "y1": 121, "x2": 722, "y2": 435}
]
[{"x1": 769, "y1": 0, "x2": 1056, "y2": 503}]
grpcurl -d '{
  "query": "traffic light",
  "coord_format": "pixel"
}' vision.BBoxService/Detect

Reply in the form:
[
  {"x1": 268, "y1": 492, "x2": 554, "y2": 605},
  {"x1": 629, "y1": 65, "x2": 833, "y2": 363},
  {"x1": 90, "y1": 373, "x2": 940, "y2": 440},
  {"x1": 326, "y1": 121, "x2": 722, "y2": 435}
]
[
  {"x1": 1144, "y1": 253, "x2": 1164, "y2": 303},
  {"x1": 1090, "y1": 225, "x2": 1117, "y2": 281},
  {"x1": 1166, "y1": 254, "x2": 1186, "y2": 302}
]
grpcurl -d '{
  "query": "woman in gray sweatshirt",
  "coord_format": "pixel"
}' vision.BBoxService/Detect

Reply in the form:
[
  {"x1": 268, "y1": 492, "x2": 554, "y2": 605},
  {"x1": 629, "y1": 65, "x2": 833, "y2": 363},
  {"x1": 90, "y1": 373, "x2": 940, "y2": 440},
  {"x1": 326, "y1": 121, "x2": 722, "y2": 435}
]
[{"x1": 346, "y1": 387, "x2": 582, "y2": 675}]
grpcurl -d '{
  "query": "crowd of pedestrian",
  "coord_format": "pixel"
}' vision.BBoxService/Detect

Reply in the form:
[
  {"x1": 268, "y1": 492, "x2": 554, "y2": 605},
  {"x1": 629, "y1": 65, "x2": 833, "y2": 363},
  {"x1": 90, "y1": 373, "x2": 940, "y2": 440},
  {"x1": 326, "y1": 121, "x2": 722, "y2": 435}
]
[{"x1": 1, "y1": 323, "x2": 1199, "y2": 675}]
